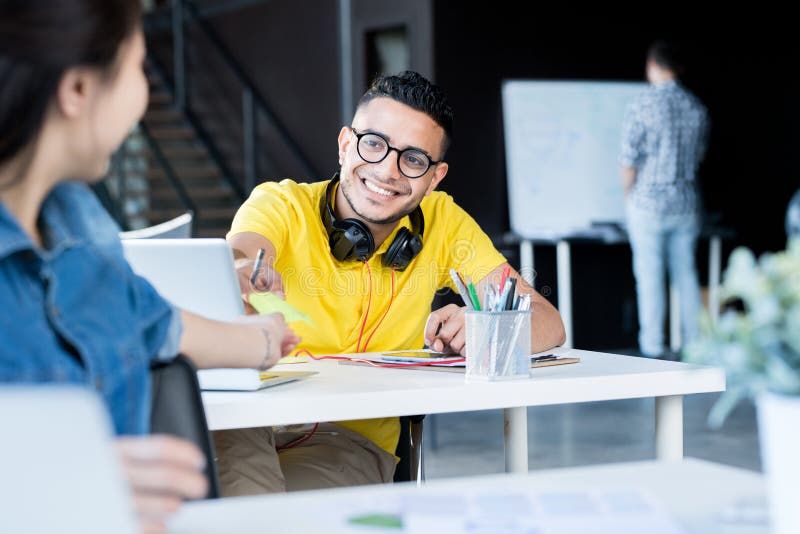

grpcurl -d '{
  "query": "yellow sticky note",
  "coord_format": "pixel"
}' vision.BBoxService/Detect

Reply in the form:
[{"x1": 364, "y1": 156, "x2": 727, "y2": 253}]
[
  {"x1": 249, "y1": 292, "x2": 312, "y2": 325},
  {"x1": 277, "y1": 355, "x2": 310, "y2": 364}
]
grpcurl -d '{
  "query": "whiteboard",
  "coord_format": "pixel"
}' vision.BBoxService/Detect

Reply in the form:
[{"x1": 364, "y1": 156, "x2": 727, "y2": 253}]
[{"x1": 502, "y1": 80, "x2": 646, "y2": 238}]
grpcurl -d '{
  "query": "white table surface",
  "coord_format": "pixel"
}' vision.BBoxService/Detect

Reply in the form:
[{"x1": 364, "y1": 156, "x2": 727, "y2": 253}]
[
  {"x1": 204, "y1": 347, "x2": 723, "y2": 428},
  {"x1": 203, "y1": 348, "x2": 725, "y2": 472},
  {"x1": 169, "y1": 458, "x2": 767, "y2": 534}
]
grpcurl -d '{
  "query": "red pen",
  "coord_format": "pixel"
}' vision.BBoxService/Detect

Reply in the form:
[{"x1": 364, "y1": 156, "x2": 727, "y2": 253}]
[{"x1": 499, "y1": 265, "x2": 511, "y2": 294}]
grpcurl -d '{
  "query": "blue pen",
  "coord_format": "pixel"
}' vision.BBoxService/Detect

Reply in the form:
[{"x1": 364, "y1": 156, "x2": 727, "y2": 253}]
[{"x1": 485, "y1": 284, "x2": 498, "y2": 311}]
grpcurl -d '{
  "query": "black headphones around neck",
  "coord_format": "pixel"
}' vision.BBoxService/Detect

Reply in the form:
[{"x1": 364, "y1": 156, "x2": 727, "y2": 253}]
[{"x1": 320, "y1": 174, "x2": 424, "y2": 270}]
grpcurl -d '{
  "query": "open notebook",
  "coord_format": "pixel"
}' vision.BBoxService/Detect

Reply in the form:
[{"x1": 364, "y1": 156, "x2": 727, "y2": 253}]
[
  {"x1": 197, "y1": 369, "x2": 317, "y2": 391},
  {"x1": 122, "y1": 238, "x2": 315, "y2": 391},
  {"x1": 339, "y1": 350, "x2": 580, "y2": 372}
]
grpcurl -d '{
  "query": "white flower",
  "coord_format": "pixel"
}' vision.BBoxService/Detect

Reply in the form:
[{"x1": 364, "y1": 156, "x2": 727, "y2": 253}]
[{"x1": 685, "y1": 239, "x2": 800, "y2": 424}]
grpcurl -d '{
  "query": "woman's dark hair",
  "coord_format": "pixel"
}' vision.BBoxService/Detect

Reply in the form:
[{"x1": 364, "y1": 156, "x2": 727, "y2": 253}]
[
  {"x1": 357, "y1": 71, "x2": 454, "y2": 156},
  {"x1": 0, "y1": 0, "x2": 142, "y2": 168}
]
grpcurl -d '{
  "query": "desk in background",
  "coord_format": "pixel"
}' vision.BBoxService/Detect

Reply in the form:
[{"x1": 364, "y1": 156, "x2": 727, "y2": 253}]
[{"x1": 506, "y1": 225, "x2": 734, "y2": 351}]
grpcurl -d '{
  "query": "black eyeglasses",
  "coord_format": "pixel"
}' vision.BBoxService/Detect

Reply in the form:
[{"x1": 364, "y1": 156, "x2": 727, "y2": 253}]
[{"x1": 350, "y1": 127, "x2": 441, "y2": 179}]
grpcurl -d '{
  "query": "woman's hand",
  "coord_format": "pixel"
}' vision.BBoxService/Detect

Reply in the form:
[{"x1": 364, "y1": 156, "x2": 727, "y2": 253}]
[
  {"x1": 179, "y1": 310, "x2": 300, "y2": 370},
  {"x1": 115, "y1": 435, "x2": 207, "y2": 534},
  {"x1": 235, "y1": 313, "x2": 300, "y2": 369}
]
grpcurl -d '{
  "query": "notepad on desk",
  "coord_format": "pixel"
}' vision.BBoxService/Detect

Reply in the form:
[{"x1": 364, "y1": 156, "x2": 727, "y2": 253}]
[
  {"x1": 339, "y1": 352, "x2": 579, "y2": 372},
  {"x1": 197, "y1": 369, "x2": 317, "y2": 391},
  {"x1": 379, "y1": 350, "x2": 465, "y2": 364}
]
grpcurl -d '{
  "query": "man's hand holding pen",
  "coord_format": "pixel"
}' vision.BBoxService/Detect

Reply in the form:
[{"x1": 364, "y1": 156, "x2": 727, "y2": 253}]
[
  {"x1": 234, "y1": 248, "x2": 285, "y2": 314},
  {"x1": 424, "y1": 304, "x2": 467, "y2": 356}
]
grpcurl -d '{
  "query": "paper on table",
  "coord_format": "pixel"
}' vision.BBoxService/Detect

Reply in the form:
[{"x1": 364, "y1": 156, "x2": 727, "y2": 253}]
[
  {"x1": 249, "y1": 292, "x2": 312, "y2": 324},
  {"x1": 261, "y1": 484, "x2": 685, "y2": 534},
  {"x1": 401, "y1": 488, "x2": 687, "y2": 534}
]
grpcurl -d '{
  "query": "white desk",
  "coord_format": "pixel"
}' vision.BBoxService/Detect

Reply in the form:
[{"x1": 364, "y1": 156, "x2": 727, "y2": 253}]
[
  {"x1": 169, "y1": 458, "x2": 766, "y2": 533},
  {"x1": 203, "y1": 348, "x2": 724, "y2": 474}
]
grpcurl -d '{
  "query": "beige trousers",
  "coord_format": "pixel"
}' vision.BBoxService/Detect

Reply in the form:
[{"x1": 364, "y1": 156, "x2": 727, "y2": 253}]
[{"x1": 212, "y1": 423, "x2": 396, "y2": 496}]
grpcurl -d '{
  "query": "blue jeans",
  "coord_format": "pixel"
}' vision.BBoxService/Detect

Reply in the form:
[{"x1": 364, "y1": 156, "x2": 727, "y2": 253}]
[{"x1": 626, "y1": 203, "x2": 702, "y2": 357}]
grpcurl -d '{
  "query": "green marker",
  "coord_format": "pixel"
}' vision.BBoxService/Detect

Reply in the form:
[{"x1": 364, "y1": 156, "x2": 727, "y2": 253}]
[
  {"x1": 347, "y1": 513, "x2": 403, "y2": 528},
  {"x1": 467, "y1": 281, "x2": 482, "y2": 311}
]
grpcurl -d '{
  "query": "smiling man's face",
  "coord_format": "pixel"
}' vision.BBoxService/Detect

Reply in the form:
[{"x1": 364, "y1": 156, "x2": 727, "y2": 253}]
[{"x1": 335, "y1": 97, "x2": 448, "y2": 225}]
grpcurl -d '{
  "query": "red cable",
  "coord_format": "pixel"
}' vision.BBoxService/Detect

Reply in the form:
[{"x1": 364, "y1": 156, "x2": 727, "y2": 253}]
[
  {"x1": 291, "y1": 266, "x2": 458, "y2": 365},
  {"x1": 360, "y1": 267, "x2": 395, "y2": 353},
  {"x1": 279, "y1": 269, "x2": 452, "y2": 451},
  {"x1": 277, "y1": 348, "x2": 463, "y2": 451},
  {"x1": 276, "y1": 422, "x2": 319, "y2": 451},
  {"x1": 293, "y1": 349, "x2": 465, "y2": 368}
]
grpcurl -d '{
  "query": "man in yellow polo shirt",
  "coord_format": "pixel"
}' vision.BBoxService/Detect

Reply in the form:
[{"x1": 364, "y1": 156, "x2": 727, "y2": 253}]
[{"x1": 214, "y1": 71, "x2": 566, "y2": 495}]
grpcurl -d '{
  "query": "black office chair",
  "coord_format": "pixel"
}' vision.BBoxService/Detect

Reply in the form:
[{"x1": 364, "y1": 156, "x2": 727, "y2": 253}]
[
  {"x1": 394, "y1": 415, "x2": 425, "y2": 483},
  {"x1": 149, "y1": 355, "x2": 220, "y2": 499}
]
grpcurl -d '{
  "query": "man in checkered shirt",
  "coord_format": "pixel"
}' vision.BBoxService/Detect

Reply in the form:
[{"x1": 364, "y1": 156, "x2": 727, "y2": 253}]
[{"x1": 620, "y1": 41, "x2": 710, "y2": 358}]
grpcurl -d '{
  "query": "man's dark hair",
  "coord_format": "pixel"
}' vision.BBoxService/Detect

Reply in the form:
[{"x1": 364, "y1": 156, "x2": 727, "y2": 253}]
[
  {"x1": 647, "y1": 41, "x2": 685, "y2": 78},
  {"x1": 357, "y1": 71, "x2": 454, "y2": 156}
]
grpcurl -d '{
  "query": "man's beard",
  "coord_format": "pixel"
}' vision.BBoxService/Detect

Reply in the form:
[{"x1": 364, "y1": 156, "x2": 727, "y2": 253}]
[{"x1": 340, "y1": 176, "x2": 418, "y2": 225}]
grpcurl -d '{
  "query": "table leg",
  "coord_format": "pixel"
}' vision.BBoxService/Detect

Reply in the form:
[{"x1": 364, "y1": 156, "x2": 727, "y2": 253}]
[
  {"x1": 655, "y1": 395, "x2": 683, "y2": 460},
  {"x1": 709, "y1": 235, "x2": 722, "y2": 324},
  {"x1": 504, "y1": 406, "x2": 528, "y2": 473},
  {"x1": 520, "y1": 239, "x2": 534, "y2": 285},
  {"x1": 556, "y1": 241, "x2": 573, "y2": 348}
]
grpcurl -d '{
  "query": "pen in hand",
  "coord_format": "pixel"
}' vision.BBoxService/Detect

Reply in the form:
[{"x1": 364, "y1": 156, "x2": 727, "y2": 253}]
[{"x1": 250, "y1": 248, "x2": 266, "y2": 290}]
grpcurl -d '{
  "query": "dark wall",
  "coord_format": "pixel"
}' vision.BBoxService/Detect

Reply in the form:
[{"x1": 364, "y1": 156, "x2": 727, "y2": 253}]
[
  {"x1": 432, "y1": 5, "x2": 800, "y2": 255},
  {"x1": 208, "y1": 0, "x2": 341, "y2": 180},
  {"x1": 431, "y1": 6, "x2": 800, "y2": 349}
]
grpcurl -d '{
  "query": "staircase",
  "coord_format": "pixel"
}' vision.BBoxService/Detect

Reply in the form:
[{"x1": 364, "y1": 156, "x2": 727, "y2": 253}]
[
  {"x1": 139, "y1": 69, "x2": 243, "y2": 238},
  {"x1": 119, "y1": 0, "x2": 317, "y2": 237}
]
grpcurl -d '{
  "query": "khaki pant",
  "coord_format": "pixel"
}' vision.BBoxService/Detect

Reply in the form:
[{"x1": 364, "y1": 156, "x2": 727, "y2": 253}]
[{"x1": 212, "y1": 423, "x2": 396, "y2": 496}]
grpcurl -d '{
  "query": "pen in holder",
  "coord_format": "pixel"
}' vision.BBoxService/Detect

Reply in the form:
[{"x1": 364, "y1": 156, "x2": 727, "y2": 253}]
[{"x1": 465, "y1": 309, "x2": 531, "y2": 382}]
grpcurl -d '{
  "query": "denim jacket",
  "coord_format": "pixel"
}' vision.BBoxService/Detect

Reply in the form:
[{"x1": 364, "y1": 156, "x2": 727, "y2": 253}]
[{"x1": 0, "y1": 182, "x2": 181, "y2": 435}]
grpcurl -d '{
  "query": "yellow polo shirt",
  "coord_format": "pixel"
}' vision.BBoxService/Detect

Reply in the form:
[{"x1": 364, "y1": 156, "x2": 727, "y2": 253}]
[{"x1": 228, "y1": 179, "x2": 506, "y2": 455}]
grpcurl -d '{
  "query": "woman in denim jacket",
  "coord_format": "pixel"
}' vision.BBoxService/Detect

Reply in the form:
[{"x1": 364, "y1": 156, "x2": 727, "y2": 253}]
[{"x1": 0, "y1": 1, "x2": 299, "y2": 531}]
